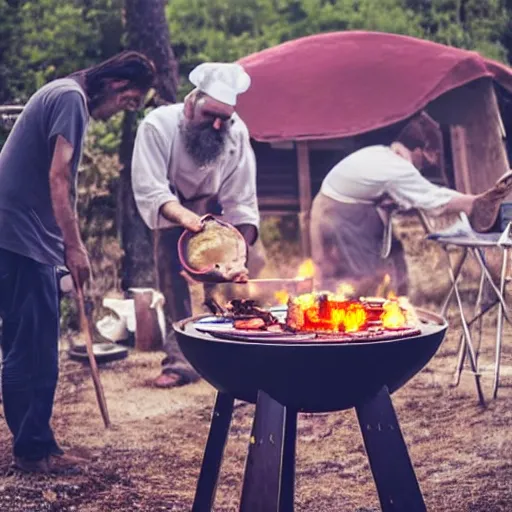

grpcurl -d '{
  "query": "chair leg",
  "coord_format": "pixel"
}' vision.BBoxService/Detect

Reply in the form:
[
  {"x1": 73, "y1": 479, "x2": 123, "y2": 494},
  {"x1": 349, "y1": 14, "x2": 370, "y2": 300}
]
[
  {"x1": 440, "y1": 248, "x2": 468, "y2": 318},
  {"x1": 240, "y1": 390, "x2": 294, "y2": 512},
  {"x1": 356, "y1": 386, "x2": 426, "y2": 512},
  {"x1": 493, "y1": 247, "x2": 508, "y2": 399},
  {"x1": 192, "y1": 392, "x2": 235, "y2": 512},
  {"x1": 453, "y1": 271, "x2": 486, "y2": 386},
  {"x1": 445, "y1": 251, "x2": 486, "y2": 406},
  {"x1": 473, "y1": 271, "x2": 486, "y2": 359},
  {"x1": 452, "y1": 333, "x2": 466, "y2": 387},
  {"x1": 473, "y1": 248, "x2": 512, "y2": 324}
]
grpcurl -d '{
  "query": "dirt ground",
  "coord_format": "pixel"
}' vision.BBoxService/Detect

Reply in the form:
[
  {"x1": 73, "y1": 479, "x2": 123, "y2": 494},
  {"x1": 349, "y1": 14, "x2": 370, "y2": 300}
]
[{"x1": 1, "y1": 216, "x2": 512, "y2": 512}]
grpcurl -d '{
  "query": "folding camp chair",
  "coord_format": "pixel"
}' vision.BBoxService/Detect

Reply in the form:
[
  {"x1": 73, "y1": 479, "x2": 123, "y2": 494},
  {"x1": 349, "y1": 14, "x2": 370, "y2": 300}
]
[{"x1": 417, "y1": 210, "x2": 512, "y2": 404}]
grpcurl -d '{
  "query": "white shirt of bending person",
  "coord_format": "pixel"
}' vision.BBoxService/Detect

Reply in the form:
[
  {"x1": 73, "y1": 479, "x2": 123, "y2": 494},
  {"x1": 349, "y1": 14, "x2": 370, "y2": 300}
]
[
  {"x1": 131, "y1": 103, "x2": 259, "y2": 230},
  {"x1": 320, "y1": 144, "x2": 462, "y2": 212}
]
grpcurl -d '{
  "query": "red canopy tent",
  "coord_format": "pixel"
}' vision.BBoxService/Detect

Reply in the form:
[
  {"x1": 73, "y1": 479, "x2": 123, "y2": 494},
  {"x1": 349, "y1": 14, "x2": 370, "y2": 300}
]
[
  {"x1": 236, "y1": 31, "x2": 512, "y2": 255},
  {"x1": 238, "y1": 30, "x2": 512, "y2": 141}
]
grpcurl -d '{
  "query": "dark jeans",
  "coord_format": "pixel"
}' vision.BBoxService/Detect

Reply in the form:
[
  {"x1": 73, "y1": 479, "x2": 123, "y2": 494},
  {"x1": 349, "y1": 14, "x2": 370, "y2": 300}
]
[
  {"x1": 155, "y1": 227, "x2": 192, "y2": 325},
  {"x1": 0, "y1": 248, "x2": 61, "y2": 460}
]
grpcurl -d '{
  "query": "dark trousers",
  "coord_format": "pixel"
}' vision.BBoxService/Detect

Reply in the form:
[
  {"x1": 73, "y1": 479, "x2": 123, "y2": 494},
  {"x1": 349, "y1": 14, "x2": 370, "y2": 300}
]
[
  {"x1": 155, "y1": 227, "x2": 192, "y2": 325},
  {"x1": 154, "y1": 228, "x2": 215, "y2": 369},
  {"x1": 0, "y1": 248, "x2": 61, "y2": 460},
  {"x1": 154, "y1": 228, "x2": 194, "y2": 367}
]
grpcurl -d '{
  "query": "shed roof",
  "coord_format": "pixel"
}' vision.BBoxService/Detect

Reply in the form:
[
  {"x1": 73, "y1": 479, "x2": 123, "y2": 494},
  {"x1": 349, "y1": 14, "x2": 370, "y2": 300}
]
[{"x1": 237, "y1": 31, "x2": 512, "y2": 142}]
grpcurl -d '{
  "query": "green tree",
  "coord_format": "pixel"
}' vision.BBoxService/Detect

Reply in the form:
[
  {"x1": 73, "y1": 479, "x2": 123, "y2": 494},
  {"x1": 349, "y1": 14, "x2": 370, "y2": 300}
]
[
  {"x1": 0, "y1": 1, "x2": 23, "y2": 103},
  {"x1": 165, "y1": 0, "x2": 510, "y2": 100},
  {"x1": 118, "y1": 0, "x2": 179, "y2": 289},
  {"x1": 0, "y1": 0, "x2": 124, "y2": 102},
  {"x1": 405, "y1": 0, "x2": 508, "y2": 60},
  {"x1": 166, "y1": 0, "x2": 427, "y2": 98}
]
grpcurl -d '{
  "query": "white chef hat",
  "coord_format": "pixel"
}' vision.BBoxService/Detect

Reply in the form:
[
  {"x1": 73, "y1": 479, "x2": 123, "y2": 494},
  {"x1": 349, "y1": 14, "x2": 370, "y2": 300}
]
[{"x1": 189, "y1": 62, "x2": 251, "y2": 106}]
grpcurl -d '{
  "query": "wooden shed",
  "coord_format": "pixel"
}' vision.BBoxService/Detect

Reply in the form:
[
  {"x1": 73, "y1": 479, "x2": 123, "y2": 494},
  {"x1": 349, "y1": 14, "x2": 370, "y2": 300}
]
[{"x1": 237, "y1": 31, "x2": 512, "y2": 255}]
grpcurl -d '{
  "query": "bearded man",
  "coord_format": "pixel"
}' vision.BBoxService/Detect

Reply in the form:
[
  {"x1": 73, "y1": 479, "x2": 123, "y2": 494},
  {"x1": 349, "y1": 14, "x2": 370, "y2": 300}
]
[{"x1": 132, "y1": 62, "x2": 260, "y2": 388}]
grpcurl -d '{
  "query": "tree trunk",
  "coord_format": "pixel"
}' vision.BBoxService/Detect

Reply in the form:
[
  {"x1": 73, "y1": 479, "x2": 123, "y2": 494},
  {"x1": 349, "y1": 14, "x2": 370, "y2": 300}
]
[
  {"x1": 124, "y1": 0, "x2": 178, "y2": 104},
  {"x1": 118, "y1": 111, "x2": 155, "y2": 290},
  {"x1": 118, "y1": 0, "x2": 179, "y2": 290}
]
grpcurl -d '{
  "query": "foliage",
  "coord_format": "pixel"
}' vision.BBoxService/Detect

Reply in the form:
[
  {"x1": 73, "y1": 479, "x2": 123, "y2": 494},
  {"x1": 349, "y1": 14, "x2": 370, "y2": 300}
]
[
  {"x1": 1, "y1": 0, "x2": 511, "y2": 103},
  {"x1": 0, "y1": 0, "x2": 123, "y2": 102},
  {"x1": 405, "y1": 0, "x2": 509, "y2": 61},
  {"x1": 0, "y1": 1, "x2": 23, "y2": 103},
  {"x1": 165, "y1": 0, "x2": 511, "y2": 98},
  {"x1": 75, "y1": 122, "x2": 126, "y2": 311},
  {"x1": 166, "y1": 0, "x2": 425, "y2": 97}
]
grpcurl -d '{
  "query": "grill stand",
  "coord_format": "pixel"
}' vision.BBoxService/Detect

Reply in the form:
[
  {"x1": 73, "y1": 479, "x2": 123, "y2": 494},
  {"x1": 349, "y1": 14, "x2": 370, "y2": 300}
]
[{"x1": 191, "y1": 387, "x2": 426, "y2": 512}]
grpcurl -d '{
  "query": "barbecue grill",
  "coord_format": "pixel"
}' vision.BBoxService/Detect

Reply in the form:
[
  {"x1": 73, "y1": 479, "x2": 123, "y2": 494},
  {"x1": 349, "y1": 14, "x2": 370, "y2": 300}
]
[{"x1": 174, "y1": 307, "x2": 447, "y2": 512}]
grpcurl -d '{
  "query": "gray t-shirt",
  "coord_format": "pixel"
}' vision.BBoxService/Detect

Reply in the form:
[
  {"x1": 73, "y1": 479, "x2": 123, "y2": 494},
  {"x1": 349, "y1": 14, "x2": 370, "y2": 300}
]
[{"x1": 0, "y1": 78, "x2": 89, "y2": 266}]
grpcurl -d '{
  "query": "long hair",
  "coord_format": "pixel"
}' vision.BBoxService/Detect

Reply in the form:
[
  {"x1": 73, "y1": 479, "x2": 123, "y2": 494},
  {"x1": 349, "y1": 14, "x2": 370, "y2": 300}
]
[{"x1": 69, "y1": 51, "x2": 156, "y2": 109}]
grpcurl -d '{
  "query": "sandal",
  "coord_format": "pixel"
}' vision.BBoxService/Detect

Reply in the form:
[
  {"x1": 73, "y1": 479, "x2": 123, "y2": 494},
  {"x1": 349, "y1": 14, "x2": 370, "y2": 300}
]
[
  {"x1": 153, "y1": 372, "x2": 184, "y2": 388},
  {"x1": 151, "y1": 364, "x2": 200, "y2": 389}
]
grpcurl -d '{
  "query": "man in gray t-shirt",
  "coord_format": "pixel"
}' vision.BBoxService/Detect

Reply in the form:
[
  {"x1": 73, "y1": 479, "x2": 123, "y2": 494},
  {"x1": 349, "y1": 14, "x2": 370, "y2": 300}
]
[
  {"x1": 0, "y1": 79, "x2": 89, "y2": 265},
  {"x1": 0, "y1": 51, "x2": 155, "y2": 474}
]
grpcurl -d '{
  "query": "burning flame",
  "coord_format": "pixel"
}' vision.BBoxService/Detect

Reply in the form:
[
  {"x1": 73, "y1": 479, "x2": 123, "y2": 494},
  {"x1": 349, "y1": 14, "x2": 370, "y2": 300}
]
[
  {"x1": 297, "y1": 258, "x2": 316, "y2": 278},
  {"x1": 274, "y1": 289, "x2": 290, "y2": 305},
  {"x1": 287, "y1": 293, "x2": 412, "y2": 333},
  {"x1": 293, "y1": 292, "x2": 317, "y2": 310},
  {"x1": 273, "y1": 266, "x2": 413, "y2": 334},
  {"x1": 381, "y1": 300, "x2": 406, "y2": 329},
  {"x1": 289, "y1": 293, "x2": 369, "y2": 332},
  {"x1": 273, "y1": 259, "x2": 317, "y2": 305},
  {"x1": 330, "y1": 301, "x2": 367, "y2": 332}
]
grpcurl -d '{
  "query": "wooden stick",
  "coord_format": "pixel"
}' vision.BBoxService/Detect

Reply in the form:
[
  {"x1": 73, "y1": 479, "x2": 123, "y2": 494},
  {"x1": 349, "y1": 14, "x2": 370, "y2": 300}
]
[{"x1": 76, "y1": 288, "x2": 111, "y2": 428}]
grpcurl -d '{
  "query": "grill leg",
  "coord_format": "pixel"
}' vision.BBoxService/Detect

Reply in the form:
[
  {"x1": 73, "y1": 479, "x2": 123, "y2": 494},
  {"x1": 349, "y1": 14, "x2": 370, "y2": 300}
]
[
  {"x1": 356, "y1": 386, "x2": 426, "y2": 512},
  {"x1": 240, "y1": 390, "x2": 296, "y2": 512},
  {"x1": 280, "y1": 408, "x2": 297, "y2": 512},
  {"x1": 192, "y1": 392, "x2": 234, "y2": 512}
]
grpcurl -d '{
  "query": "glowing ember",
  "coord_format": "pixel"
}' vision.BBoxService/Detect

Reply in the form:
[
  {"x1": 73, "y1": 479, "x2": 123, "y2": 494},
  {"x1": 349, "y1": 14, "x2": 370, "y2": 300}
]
[
  {"x1": 286, "y1": 293, "x2": 415, "y2": 334},
  {"x1": 329, "y1": 301, "x2": 367, "y2": 332},
  {"x1": 381, "y1": 300, "x2": 406, "y2": 329},
  {"x1": 272, "y1": 265, "x2": 415, "y2": 335}
]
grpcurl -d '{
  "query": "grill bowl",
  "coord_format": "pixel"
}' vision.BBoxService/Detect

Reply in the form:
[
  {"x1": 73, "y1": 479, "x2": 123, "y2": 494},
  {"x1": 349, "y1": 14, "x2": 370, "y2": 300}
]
[{"x1": 174, "y1": 308, "x2": 447, "y2": 412}]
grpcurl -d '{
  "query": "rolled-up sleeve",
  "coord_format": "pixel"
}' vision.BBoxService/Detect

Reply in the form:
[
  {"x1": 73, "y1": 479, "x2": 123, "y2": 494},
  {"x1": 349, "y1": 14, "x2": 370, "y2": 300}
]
[
  {"x1": 218, "y1": 129, "x2": 260, "y2": 229},
  {"x1": 386, "y1": 157, "x2": 461, "y2": 211},
  {"x1": 132, "y1": 121, "x2": 178, "y2": 230}
]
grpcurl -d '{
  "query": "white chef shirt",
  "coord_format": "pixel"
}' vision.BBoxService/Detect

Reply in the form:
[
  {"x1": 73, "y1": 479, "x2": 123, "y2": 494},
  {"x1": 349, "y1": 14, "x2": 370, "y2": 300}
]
[
  {"x1": 132, "y1": 104, "x2": 259, "y2": 230},
  {"x1": 321, "y1": 145, "x2": 461, "y2": 210}
]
